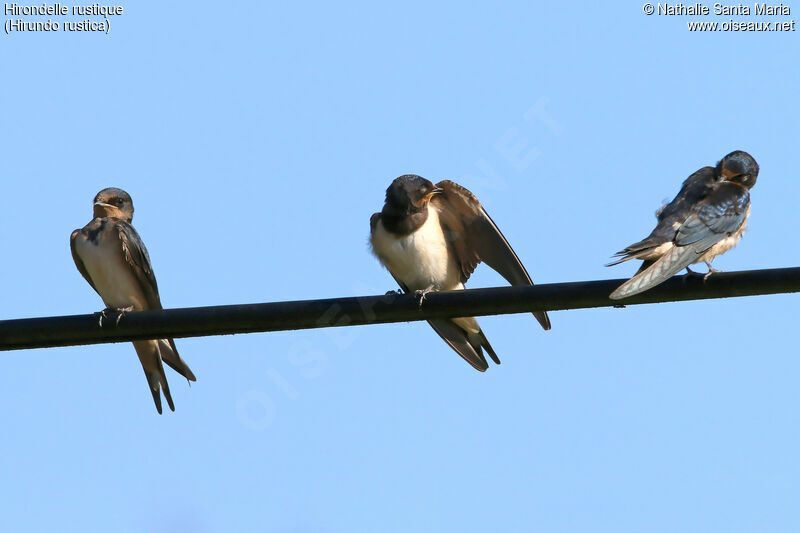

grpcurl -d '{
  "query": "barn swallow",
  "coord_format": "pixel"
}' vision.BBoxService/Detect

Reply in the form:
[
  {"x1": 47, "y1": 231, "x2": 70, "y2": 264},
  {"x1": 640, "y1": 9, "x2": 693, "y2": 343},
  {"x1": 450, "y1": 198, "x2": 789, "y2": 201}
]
[
  {"x1": 607, "y1": 150, "x2": 759, "y2": 300},
  {"x1": 70, "y1": 188, "x2": 196, "y2": 414},
  {"x1": 370, "y1": 175, "x2": 550, "y2": 371}
]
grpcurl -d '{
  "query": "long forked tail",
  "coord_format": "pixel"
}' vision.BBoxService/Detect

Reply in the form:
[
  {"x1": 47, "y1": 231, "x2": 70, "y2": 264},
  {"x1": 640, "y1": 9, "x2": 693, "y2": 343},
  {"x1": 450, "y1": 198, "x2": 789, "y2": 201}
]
[
  {"x1": 133, "y1": 340, "x2": 174, "y2": 414},
  {"x1": 427, "y1": 317, "x2": 501, "y2": 372},
  {"x1": 471, "y1": 328, "x2": 500, "y2": 366}
]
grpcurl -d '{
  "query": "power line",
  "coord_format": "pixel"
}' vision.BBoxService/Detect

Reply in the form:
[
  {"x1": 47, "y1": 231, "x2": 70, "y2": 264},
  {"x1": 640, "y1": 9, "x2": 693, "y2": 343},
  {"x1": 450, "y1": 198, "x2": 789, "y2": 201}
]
[{"x1": 1, "y1": 266, "x2": 798, "y2": 351}]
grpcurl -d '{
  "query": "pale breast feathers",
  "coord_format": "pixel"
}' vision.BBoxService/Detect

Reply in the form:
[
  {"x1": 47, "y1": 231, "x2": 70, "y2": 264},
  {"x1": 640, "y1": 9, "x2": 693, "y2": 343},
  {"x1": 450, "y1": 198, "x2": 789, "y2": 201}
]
[
  {"x1": 72, "y1": 224, "x2": 150, "y2": 310},
  {"x1": 371, "y1": 206, "x2": 461, "y2": 291}
]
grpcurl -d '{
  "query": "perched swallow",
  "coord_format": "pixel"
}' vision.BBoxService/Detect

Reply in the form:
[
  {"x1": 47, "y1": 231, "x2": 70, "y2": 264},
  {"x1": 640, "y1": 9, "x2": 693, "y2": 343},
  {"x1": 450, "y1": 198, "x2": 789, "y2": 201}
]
[
  {"x1": 370, "y1": 175, "x2": 550, "y2": 371},
  {"x1": 608, "y1": 150, "x2": 759, "y2": 300},
  {"x1": 70, "y1": 188, "x2": 196, "y2": 413}
]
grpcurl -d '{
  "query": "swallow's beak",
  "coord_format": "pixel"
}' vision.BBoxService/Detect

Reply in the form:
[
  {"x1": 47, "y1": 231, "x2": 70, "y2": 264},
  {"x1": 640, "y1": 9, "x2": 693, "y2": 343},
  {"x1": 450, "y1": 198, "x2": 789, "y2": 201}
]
[
  {"x1": 93, "y1": 201, "x2": 115, "y2": 218},
  {"x1": 719, "y1": 166, "x2": 737, "y2": 181},
  {"x1": 432, "y1": 187, "x2": 444, "y2": 195}
]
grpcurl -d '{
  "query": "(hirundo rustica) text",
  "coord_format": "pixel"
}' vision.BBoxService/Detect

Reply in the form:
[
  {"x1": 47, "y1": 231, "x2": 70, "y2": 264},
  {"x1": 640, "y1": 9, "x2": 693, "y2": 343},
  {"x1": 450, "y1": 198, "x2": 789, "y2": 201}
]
[{"x1": 3, "y1": 3, "x2": 123, "y2": 34}]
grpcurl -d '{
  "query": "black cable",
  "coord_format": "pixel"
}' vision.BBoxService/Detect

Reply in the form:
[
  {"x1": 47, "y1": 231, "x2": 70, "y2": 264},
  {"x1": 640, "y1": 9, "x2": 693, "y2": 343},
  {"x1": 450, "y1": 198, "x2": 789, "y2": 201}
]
[{"x1": 1, "y1": 267, "x2": 798, "y2": 351}]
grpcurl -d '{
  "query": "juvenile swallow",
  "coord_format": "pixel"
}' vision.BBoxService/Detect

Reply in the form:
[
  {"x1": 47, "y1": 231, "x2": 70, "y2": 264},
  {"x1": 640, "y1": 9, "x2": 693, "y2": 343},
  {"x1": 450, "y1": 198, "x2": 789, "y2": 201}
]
[
  {"x1": 608, "y1": 150, "x2": 759, "y2": 300},
  {"x1": 70, "y1": 188, "x2": 196, "y2": 413},
  {"x1": 370, "y1": 175, "x2": 550, "y2": 371}
]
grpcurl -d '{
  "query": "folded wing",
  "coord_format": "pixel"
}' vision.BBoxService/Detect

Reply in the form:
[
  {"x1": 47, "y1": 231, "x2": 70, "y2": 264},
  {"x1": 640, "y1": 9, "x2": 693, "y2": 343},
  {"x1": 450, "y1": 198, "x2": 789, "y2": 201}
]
[
  {"x1": 607, "y1": 166, "x2": 718, "y2": 266},
  {"x1": 70, "y1": 229, "x2": 98, "y2": 293},
  {"x1": 610, "y1": 183, "x2": 750, "y2": 300},
  {"x1": 115, "y1": 221, "x2": 163, "y2": 309}
]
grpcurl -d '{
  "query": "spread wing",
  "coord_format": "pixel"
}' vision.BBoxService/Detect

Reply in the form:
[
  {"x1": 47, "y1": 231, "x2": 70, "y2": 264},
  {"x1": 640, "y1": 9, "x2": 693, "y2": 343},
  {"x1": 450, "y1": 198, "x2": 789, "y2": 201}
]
[
  {"x1": 610, "y1": 183, "x2": 750, "y2": 300},
  {"x1": 432, "y1": 180, "x2": 551, "y2": 330},
  {"x1": 114, "y1": 220, "x2": 163, "y2": 309}
]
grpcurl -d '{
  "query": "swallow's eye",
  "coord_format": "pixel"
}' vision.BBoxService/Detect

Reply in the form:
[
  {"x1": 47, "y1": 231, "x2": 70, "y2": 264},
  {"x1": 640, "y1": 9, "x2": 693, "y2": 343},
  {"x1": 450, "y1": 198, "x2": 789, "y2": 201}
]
[{"x1": 114, "y1": 198, "x2": 124, "y2": 206}]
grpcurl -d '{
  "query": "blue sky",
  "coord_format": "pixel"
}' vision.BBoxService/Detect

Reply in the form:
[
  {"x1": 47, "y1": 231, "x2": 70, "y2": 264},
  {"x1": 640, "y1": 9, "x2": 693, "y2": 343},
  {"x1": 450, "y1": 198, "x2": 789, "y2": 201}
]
[{"x1": 1, "y1": 2, "x2": 799, "y2": 531}]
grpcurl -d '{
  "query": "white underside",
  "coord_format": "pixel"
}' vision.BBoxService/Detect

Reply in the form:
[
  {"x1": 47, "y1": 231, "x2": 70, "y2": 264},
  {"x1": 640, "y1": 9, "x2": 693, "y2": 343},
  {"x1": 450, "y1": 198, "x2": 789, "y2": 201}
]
[
  {"x1": 73, "y1": 225, "x2": 148, "y2": 310},
  {"x1": 699, "y1": 235, "x2": 740, "y2": 263},
  {"x1": 371, "y1": 206, "x2": 462, "y2": 292}
]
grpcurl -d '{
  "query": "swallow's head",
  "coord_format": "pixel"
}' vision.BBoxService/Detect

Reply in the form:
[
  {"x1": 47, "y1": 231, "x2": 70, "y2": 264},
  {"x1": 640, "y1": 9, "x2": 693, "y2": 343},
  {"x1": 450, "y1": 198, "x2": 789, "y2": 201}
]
[
  {"x1": 93, "y1": 187, "x2": 134, "y2": 221},
  {"x1": 718, "y1": 151, "x2": 759, "y2": 189},
  {"x1": 384, "y1": 174, "x2": 443, "y2": 211}
]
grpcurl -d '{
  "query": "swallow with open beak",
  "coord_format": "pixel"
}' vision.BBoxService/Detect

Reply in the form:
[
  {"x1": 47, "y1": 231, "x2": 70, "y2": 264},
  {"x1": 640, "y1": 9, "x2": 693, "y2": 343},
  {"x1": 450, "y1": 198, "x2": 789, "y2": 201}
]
[
  {"x1": 70, "y1": 187, "x2": 196, "y2": 413},
  {"x1": 608, "y1": 150, "x2": 759, "y2": 300},
  {"x1": 369, "y1": 175, "x2": 551, "y2": 371}
]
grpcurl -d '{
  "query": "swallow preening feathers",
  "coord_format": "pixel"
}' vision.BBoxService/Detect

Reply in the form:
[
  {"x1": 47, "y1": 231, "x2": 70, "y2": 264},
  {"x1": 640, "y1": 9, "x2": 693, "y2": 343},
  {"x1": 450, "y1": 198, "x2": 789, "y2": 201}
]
[
  {"x1": 370, "y1": 175, "x2": 550, "y2": 371},
  {"x1": 608, "y1": 150, "x2": 759, "y2": 300},
  {"x1": 70, "y1": 188, "x2": 196, "y2": 413}
]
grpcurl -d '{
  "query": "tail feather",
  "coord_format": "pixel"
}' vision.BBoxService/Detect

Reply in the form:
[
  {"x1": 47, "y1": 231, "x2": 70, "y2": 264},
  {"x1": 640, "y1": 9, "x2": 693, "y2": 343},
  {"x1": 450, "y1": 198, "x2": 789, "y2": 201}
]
[
  {"x1": 473, "y1": 329, "x2": 500, "y2": 365},
  {"x1": 606, "y1": 237, "x2": 664, "y2": 267},
  {"x1": 142, "y1": 363, "x2": 174, "y2": 414},
  {"x1": 610, "y1": 245, "x2": 701, "y2": 300},
  {"x1": 159, "y1": 357, "x2": 175, "y2": 412},
  {"x1": 158, "y1": 339, "x2": 197, "y2": 382},
  {"x1": 134, "y1": 340, "x2": 175, "y2": 414},
  {"x1": 428, "y1": 317, "x2": 503, "y2": 371},
  {"x1": 147, "y1": 378, "x2": 163, "y2": 415},
  {"x1": 605, "y1": 254, "x2": 638, "y2": 267},
  {"x1": 533, "y1": 311, "x2": 551, "y2": 331},
  {"x1": 428, "y1": 318, "x2": 490, "y2": 371}
]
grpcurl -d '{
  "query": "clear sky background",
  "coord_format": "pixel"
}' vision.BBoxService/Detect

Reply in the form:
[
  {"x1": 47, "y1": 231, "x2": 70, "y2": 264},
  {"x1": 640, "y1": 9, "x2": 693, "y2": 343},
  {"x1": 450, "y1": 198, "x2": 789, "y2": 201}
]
[{"x1": 1, "y1": 2, "x2": 799, "y2": 532}]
